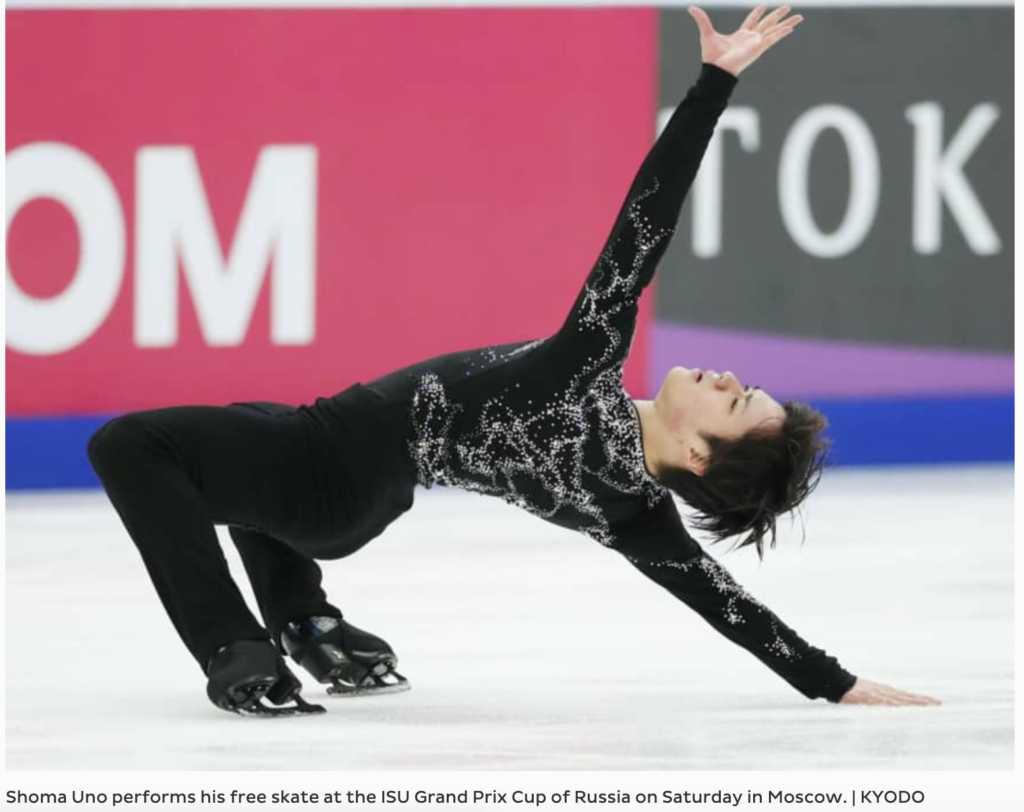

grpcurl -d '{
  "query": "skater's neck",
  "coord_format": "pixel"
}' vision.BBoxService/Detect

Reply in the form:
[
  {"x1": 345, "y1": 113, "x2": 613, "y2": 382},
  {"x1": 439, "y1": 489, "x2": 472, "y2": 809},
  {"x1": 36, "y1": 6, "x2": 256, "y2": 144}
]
[{"x1": 630, "y1": 399, "x2": 666, "y2": 479}]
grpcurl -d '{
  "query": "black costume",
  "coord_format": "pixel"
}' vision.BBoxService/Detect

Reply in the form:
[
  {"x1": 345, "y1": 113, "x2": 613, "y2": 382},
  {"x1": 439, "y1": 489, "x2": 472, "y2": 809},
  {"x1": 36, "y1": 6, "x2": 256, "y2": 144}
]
[{"x1": 89, "y1": 64, "x2": 856, "y2": 703}]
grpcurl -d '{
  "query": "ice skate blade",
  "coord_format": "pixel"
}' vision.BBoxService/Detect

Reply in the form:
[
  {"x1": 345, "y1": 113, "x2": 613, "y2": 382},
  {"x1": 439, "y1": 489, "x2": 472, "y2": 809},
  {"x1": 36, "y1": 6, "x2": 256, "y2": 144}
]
[
  {"x1": 235, "y1": 696, "x2": 327, "y2": 717},
  {"x1": 226, "y1": 684, "x2": 326, "y2": 717},
  {"x1": 325, "y1": 670, "x2": 411, "y2": 698},
  {"x1": 326, "y1": 680, "x2": 411, "y2": 698}
]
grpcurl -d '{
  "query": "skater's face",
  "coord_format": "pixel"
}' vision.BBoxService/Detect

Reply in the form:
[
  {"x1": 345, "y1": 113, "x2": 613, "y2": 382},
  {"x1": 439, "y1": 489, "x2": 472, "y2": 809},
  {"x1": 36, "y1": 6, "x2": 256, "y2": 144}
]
[{"x1": 657, "y1": 367, "x2": 785, "y2": 474}]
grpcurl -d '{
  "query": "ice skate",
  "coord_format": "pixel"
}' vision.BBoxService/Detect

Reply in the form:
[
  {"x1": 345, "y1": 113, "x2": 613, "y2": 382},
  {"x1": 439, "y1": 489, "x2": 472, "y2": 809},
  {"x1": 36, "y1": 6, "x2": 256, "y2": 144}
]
[
  {"x1": 280, "y1": 615, "x2": 410, "y2": 697},
  {"x1": 206, "y1": 640, "x2": 326, "y2": 716}
]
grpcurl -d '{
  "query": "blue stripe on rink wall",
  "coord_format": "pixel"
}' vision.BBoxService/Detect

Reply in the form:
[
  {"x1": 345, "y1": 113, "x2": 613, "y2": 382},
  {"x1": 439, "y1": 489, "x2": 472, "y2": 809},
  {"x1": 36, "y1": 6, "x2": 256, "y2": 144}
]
[
  {"x1": 7, "y1": 414, "x2": 112, "y2": 491},
  {"x1": 806, "y1": 394, "x2": 1014, "y2": 467},
  {"x1": 5, "y1": 394, "x2": 1014, "y2": 490}
]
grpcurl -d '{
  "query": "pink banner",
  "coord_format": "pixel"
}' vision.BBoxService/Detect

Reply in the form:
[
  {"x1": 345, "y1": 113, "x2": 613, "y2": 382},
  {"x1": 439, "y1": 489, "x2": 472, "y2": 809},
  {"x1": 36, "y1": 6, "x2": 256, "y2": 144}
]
[{"x1": 6, "y1": 9, "x2": 656, "y2": 415}]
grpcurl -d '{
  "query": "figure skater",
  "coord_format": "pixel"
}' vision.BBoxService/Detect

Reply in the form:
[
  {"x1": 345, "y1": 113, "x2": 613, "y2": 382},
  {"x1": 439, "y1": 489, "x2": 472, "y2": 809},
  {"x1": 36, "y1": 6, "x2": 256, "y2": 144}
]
[{"x1": 88, "y1": 5, "x2": 941, "y2": 714}]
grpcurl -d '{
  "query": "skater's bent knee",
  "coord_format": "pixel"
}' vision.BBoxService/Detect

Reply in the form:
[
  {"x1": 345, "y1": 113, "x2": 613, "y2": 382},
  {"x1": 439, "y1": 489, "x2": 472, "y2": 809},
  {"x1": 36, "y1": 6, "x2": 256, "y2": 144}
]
[{"x1": 87, "y1": 414, "x2": 154, "y2": 474}]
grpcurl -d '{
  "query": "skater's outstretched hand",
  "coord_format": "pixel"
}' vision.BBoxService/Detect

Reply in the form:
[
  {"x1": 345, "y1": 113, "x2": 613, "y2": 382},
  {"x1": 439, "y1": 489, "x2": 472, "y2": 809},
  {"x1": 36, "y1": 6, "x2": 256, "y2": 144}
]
[
  {"x1": 839, "y1": 677, "x2": 941, "y2": 706},
  {"x1": 688, "y1": 4, "x2": 803, "y2": 77}
]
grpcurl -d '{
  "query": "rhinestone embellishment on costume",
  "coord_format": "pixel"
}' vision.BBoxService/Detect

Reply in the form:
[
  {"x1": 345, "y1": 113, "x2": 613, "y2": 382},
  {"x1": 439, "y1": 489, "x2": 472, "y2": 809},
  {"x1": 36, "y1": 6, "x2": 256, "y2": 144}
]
[
  {"x1": 634, "y1": 554, "x2": 802, "y2": 662},
  {"x1": 570, "y1": 179, "x2": 674, "y2": 381},
  {"x1": 405, "y1": 180, "x2": 670, "y2": 547}
]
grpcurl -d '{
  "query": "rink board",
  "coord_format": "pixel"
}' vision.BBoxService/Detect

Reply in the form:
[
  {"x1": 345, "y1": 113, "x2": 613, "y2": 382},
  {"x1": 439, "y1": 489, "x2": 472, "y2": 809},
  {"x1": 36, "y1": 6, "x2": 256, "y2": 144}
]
[{"x1": 4, "y1": 393, "x2": 1015, "y2": 490}]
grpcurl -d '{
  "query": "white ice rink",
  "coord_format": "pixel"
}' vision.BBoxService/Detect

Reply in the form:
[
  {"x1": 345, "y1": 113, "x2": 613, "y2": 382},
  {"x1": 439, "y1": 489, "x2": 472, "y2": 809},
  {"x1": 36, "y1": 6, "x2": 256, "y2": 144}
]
[{"x1": 5, "y1": 464, "x2": 1014, "y2": 770}]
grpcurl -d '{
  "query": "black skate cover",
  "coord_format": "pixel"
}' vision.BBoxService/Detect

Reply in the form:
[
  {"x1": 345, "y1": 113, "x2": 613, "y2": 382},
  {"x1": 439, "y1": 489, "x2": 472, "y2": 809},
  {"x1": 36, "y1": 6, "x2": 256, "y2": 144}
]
[
  {"x1": 206, "y1": 640, "x2": 325, "y2": 716},
  {"x1": 281, "y1": 616, "x2": 410, "y2": 698}
]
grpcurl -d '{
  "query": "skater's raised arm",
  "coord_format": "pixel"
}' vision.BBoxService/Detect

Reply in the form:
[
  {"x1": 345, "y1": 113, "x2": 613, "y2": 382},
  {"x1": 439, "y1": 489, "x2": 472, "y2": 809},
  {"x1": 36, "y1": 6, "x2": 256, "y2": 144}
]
[
  {"x1": 552, "y1": 64, "x2": 736, "y2": 342},
  {"x1": 551, "y1": 6, "x2": 802, "y2": 373}
]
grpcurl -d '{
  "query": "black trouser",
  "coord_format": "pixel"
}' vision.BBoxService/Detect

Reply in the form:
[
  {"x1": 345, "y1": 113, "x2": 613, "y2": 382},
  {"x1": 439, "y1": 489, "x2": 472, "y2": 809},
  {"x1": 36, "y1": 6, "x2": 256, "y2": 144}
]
[{"x1": 87, "y1": 402, "x2": 346, "y2": 671}]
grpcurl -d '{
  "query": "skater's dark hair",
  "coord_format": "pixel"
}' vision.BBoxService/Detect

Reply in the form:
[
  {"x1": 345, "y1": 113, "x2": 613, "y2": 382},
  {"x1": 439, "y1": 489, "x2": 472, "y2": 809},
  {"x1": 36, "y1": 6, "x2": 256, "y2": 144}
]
[{"x1": 656, "y1": 401, "x2": 832, "y2": 560}]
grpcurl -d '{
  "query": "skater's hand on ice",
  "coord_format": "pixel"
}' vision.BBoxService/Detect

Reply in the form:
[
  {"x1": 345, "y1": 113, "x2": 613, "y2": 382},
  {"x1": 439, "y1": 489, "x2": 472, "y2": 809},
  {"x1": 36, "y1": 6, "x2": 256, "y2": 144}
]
[
  {"x1": 688, "y1": 4, "x2": 803, "y2": 77},
  {"x1": 838, "y1": 678, "x2": 941, "y2": 706}
]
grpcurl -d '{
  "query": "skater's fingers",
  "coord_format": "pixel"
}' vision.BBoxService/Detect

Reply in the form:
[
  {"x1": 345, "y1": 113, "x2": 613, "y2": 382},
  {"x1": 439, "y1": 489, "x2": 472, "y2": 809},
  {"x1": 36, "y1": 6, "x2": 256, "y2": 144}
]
[
  {"x1": 689, "y1": 6, "x2": 718, "y2": 38},
  {"x1": 740, "y1": 4, "x2": 769, "y2": 31},
  {"x1": 755, "y1": 4, "x2": 792, "y2": 33}
]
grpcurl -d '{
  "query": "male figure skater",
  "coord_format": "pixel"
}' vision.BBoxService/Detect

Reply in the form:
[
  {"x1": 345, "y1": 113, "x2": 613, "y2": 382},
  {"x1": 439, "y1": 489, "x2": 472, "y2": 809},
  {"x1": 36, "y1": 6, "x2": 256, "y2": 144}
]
[{"x1": 89, "y1": 5, "x2": 941, "y2": 714}]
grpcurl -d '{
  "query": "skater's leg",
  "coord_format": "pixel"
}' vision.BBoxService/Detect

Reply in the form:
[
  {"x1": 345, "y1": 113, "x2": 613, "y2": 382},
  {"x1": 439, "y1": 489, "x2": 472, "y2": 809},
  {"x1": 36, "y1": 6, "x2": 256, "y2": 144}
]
[
  {"x1": 228, "y1": 526, "x2": 341, "y2": 644},
  {"x1": 88, "y1": 412, "x2": 268, "y2": 666},
  {"x1": 87, "y1": 402, "x2": 338, "y2": 670}
]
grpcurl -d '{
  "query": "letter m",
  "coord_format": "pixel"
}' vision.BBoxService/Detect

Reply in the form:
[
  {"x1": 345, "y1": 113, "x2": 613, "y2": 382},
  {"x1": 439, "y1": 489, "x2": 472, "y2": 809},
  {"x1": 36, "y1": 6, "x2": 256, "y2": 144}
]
[{"x1": 135, "y1": 146, "x2": 317, "y2": 347}]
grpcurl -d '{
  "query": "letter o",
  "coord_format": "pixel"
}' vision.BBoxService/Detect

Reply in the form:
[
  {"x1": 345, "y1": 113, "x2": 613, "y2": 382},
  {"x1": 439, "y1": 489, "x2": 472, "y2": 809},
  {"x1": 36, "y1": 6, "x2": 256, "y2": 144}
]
[
  {"x1": 5, "y1": 142, "x2": 125, "y2": 354},
  {"x1": 778, "y1": 105, "x2": 880, "y2": 258}
]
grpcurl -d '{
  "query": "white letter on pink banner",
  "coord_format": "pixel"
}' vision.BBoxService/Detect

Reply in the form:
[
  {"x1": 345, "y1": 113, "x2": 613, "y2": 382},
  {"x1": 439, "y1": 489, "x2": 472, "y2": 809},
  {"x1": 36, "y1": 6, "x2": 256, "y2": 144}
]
[
  {"x1": 135, "y1": 145, "x2": 317, "y2": 348},
  {"x1": 5, "y1": 142, "x2": 126, "y2": 355}
]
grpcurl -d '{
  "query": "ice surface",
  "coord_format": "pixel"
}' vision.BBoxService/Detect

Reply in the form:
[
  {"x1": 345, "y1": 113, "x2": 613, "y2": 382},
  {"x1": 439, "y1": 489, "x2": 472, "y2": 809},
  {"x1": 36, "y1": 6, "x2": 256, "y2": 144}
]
[{"x1": 5, "y1": 464, "x2": 1014, "y2": 770}]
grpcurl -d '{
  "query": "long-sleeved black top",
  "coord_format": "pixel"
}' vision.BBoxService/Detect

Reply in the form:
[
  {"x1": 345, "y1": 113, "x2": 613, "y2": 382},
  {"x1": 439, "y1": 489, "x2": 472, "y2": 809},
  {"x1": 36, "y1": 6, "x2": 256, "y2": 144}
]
[{"x1": 307, "y1": 64, "x2": 857, "y2": 703}]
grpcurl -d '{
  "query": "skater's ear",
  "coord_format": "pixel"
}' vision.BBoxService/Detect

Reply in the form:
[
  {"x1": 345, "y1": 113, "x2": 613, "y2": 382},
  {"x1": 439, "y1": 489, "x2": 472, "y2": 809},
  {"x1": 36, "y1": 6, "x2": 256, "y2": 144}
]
[
  {"x1": 653, "y1": 400, "x2": 832, "y2": 560},
  {"x1": 672, "y1": 430, "x2": 710, "y2": 476},
  {"x1": 684, "y1": 444, "x2": 710, "y2": 477}
]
